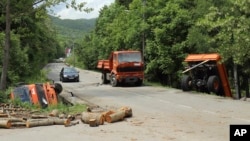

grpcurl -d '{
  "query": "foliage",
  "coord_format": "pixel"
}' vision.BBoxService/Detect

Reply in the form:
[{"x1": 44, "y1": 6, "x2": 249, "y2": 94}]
[
  {"x1": 41, "y1": 103, "x2": 87, "y2": 115},
  {"x1": 49, "y1": 15, "x2": 96, "y2": 39},
  {"x1": 74, "y1": 0, "x2": 250, "y2": 95},
  {"x1": 1, "y1": 0, "x2": 250, "y2": 97}
]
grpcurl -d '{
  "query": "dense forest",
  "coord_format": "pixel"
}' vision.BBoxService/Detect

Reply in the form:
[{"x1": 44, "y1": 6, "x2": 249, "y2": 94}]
[
  {"x1": 0, "y1": 0, "x2": 250, "y2": 99},
  {"x1": 49, "y1": 16, "x2": 96, "y2": 39}
]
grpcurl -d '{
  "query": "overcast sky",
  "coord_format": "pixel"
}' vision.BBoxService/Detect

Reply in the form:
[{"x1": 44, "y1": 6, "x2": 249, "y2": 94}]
[{"x1": 51, "y1": 0, "x2": 115, "y2": 19}]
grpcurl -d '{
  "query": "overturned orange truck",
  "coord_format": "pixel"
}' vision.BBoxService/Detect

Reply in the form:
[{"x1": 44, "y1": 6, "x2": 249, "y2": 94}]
[
  {"x1": 181, "y1": 53, "x2": 232, "y2": 97},
  {"x1": 10, "y1": 82, "x2": 63, "y2": 108},
  {"x1": 97, "y1": 50, "x2": 144, "y2": 87}
]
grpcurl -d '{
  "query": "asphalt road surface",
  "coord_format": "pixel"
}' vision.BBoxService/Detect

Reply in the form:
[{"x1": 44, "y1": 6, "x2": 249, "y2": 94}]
[{"x1": 1, "y1": 63, "x2": 250, "y2": 141}]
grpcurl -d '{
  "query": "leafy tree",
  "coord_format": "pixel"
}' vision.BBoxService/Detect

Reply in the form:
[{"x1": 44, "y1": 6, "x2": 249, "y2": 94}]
[{"x1": 194, "y1": 0, "x2": 250, "y2": 97}]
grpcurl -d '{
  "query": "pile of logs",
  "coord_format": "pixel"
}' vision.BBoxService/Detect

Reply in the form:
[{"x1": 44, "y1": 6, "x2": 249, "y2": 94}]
[
  {"x1": 0, "y1": 103, "x2": 78, "y2": 129},
  {"x1": 0, "y1": 103, "x2": 133, "y2": 129},
  {"x1": 81, "y1": 106, "x2": 133, "y2": 127}
]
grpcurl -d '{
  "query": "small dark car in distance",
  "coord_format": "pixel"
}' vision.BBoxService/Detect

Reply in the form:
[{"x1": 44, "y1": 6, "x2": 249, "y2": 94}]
[{"x1": 60, "y1": 67, "x2": 79, "y2": 82}]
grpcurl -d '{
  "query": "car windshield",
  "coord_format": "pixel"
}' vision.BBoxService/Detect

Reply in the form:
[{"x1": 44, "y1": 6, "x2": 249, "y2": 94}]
[
  {"x1": 118, "y1": 52, "x2": 142, "y2": 63},
  {"x1": 64, "y1": 67, "x2": 77, "y2": 73}
]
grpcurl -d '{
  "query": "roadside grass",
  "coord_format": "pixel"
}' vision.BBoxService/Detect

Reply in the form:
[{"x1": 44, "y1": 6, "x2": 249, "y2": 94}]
[{"x1": 9, "y1": 98, "x2": 87, "y2": 115}]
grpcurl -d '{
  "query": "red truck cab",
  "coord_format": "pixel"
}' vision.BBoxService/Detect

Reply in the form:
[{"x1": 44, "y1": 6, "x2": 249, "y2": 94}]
[{"x1": 97, "y1": 50, "x2": 144, "y2": 87}]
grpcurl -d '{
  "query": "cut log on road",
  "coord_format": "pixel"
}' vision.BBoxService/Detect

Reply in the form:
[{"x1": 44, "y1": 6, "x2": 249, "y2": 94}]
[
  {"x1": 102, "y1": 110, "x2": 115, "y2": 122},
  {"x1": 81, "y1": 112, "x2": 105, "y2": 125},
  {"x1": 49, "y1": 109, "x2": 59, "y2": 117},
  {"x1": 65, "y1": 120, "x2": 79, "y2": 127},
  {"x1": 118, "y1": 106, "x2": 133, "y2": 117},
  {"x1": 1, "y1": 117, "x2": 25, "y2": 122},
  {"x1": 89, "y1": 119, "x2": 97, "y2": 127},
  {"x1": 106, "y1": 110, "x2": 126, "y2": 123},
  {"x1": 26, "y1": 118, "x2": 70, "y2": 128},
  {"x1": 0, "y1": 113, "x2": 8, "y2": 118},
  {"x1": 31, "y1": 114, "x2": 48, "y2": 119},
  {"x1": 11, "y1": 122, "x2": 26, "y2": 127},
  {"x1": 0, "y1": 119, "x2": 11, "y2": 129}
]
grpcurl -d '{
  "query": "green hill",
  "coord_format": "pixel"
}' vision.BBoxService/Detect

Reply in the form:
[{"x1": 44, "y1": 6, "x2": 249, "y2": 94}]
[{"x1": 49, "y1": 16, "x2": 96, "y2": 39}]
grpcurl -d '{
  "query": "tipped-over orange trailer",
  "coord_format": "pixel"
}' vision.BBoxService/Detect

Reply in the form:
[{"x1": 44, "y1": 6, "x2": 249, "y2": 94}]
[
  {"x1": 10, "y1": 82, "x2": 63, "y2": 108},
  {"x1": 181, "y1": 53, "x2": 232, "y2": 97},
  {"x1": 97, "y1": 50, "x2": 144, "y2": 87}
]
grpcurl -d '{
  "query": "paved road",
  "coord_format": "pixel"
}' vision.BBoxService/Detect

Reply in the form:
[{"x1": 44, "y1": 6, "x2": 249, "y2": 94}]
[{"x1": 1, "y1": 63, "x2": 250, "y2": 141}]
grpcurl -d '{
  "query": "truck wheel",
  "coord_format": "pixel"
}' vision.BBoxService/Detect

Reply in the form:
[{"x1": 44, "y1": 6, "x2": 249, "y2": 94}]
[
  {"x1": 54, "y1": 83, "x2": 63, "y2": 94},
  {"x1": 181, "y1": 75, "x2": 192, "y2": 91},
  {"x1": 102, "y1": 73, "x2": 109, "y2": 84},
  {"x1": 110, "y1": 74, "x2": 118, "y2": 87},
  {"x1": 135, "y1": 80, "x2": 143, "y2": 86},
  {"x1": 207, "y1": 75, "x2": 220, "y2": 94}
]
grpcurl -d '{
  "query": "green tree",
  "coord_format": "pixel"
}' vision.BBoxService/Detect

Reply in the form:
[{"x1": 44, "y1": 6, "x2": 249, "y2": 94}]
[{"x1": 195, "y1": 0, "x2": 250, "y2": 98}]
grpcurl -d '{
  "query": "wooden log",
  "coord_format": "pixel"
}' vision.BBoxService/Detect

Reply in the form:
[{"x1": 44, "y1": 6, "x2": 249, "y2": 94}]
[
  {"x1": 89, "y1": 119, "x2": 97, "y2": 127},
  {"x1": 106, "y1": 110, "x2": 125, "y2": 123},
  {"x1": 0, "y1": 119, "x2": 11, "y2": 129},
  {"x1": 0, "y1": 113, "x2": 8, "y2": 118},
  {"x1": 81, "y1": 112, "x2": 105, "y2": 125},
  {"x1": 26, "y1": 118, "x2": 70, "y2": 128},
  {"x1": 118, "y1": 106, "x2": 133, "y2": 117},
  {"x1": 1, "y1": 118, "x2": 24, "y2": 122},
  {"x1": 53, "y1": 118, "x2": 70, "y2": 126},
  {"x1": 31, "y1": 114, "x2": 48, "y2": 119},
  {"x1": 26, "y1": 119, "x2": 54, "y2": 128},
  {"x1": 11, "y1": 122, "x2": 26, "y2": 127},
  {"x1": 65, "y1": 120, "x2": 79, "y2": 127},
  {"x1": 49, "y1": 109, "x2": 59, "y2": 117},
  {"x1": 102, "y1": 110, "x2": 115, "y2": 122}
]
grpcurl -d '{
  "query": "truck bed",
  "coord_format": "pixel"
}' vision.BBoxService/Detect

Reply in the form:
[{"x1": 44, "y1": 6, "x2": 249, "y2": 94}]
[{"x1": 97, "y1": 60, "x2": 110, "y2": 70}]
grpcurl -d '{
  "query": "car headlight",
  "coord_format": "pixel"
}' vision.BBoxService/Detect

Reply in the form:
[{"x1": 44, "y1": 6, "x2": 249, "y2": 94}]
[{"x1": 63, "y1": 74, "x2": 68, "y2": 77}]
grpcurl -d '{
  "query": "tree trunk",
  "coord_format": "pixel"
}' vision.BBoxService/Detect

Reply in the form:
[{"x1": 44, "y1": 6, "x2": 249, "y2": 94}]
[
  {"x1": 234, "y1": 64, "x2": 241, "y2": 99},
  {"x1": 0, "y1": 0, "x2": 11, "y2": 91},
  {"x1": 246, "y1": 78, "x2": 249, "y2": 97}
]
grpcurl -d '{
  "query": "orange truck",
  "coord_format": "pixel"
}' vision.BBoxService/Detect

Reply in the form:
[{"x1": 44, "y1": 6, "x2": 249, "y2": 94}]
[
  {"x1": 181, "y1": 53, "x2": 232, "y2": 97},
  {"x1": 10, "y1": 82, "x2": 63, "y2": 108},
  {"x1": 97, "y1": 50, "x2": 144, "y2": 87}
]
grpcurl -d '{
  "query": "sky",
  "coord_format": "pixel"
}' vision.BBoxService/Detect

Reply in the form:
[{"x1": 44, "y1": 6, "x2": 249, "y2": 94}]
[{"x1": 51, "y1": 0, "x2": 115, "y2": 19}]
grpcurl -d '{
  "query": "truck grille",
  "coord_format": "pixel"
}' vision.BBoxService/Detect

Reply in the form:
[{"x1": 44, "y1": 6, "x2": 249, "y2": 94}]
[{"x1": 117, "y1": 66, "x2": 143, "y2": 72}]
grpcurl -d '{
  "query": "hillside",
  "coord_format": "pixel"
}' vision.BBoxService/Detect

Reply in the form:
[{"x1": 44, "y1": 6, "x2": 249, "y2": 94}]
[{"x1": 49, "y1": 16, "x2": 96, "y2": 38}]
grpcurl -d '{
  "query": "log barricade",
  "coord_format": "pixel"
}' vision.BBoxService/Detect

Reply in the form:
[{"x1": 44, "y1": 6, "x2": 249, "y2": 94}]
[{"x1": 0, "y1": 104, "x2": 133, "y2": 129}]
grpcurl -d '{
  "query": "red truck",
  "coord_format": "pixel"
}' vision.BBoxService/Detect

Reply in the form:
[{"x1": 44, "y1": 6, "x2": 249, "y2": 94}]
[{"x1": 97, "y1": 50, "x2": 144, "y2": 87}]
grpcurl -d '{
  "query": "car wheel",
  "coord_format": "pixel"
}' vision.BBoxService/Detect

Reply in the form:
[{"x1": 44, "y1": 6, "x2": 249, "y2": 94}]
[
  {"x1": 62, "y1": 78, "x2": 65, "y2": 82},
  {"x1": 76, "y1": 77, "x2": 79, "y2": 82}
]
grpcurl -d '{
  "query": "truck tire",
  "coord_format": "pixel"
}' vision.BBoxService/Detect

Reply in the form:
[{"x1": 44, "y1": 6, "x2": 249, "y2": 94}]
[
  {"x1": 135, "y1": 80, "x2": 143, "y2": 86},
  {"x1": 181, "y1": 75, "x2": 192, "y2": 91},
  {"x1": 102, "y1": 73, "x2": 109, "y2": 84},
  {"x1": 207, "y1": 75, "x2": 220, "y2": 94},
  {"x1": 110, "y1": 74, "x2": 118, "y2": 87},
  {"x1": 54, "y1": 83, "x2": 63, "y2": 94}
]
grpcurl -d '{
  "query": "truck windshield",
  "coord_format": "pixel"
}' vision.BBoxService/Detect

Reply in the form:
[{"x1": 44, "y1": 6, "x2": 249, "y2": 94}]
[{"x1": 118, "y1": 52, "x2": 142, "y2": 63}]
